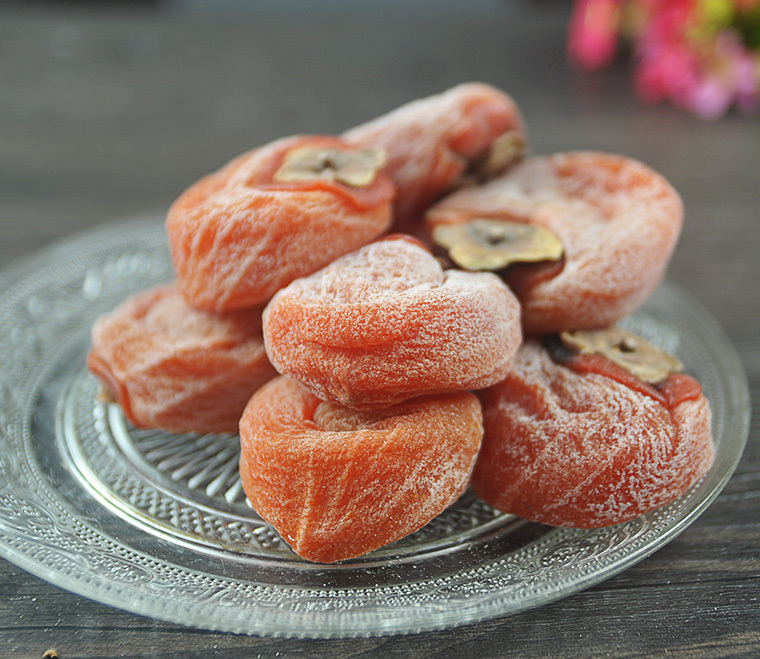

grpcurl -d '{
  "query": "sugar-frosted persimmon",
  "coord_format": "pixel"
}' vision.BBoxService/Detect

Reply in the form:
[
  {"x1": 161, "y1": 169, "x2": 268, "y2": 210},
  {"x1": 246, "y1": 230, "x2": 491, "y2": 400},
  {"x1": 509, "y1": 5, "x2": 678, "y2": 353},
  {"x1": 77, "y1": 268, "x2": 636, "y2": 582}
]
[
  {"x1": 427, "y1": 152, "x2": 683, "y2": 333},
  {"x1": 167, "y1": 135, "x2": 395, "y2": 311},
  {"x1": 87, "y1": 285, "x2": 276, "y2": 434},
  {"x1": 471, "y1": 340, "x2": 714, "y2": 528},
  {"x1": 262, "y1": 236, "x2": 522, "y2": 409},
  {"x1": 344, "y1": 82, "x2": 526, "y2": 231},
  {"x1": 239, "y1": 376, "x2": 483, "y2": 563}
]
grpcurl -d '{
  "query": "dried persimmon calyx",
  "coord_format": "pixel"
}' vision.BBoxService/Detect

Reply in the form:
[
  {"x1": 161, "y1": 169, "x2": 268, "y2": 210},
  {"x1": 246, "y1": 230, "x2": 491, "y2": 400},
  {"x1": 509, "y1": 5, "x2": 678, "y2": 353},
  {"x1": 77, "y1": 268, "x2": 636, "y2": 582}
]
[
  {"x1": 469, "y1": 129, "x2": 528, "y2": 182},
  {"x1": 431, "y1": 217, "x2": 564, "y2": 272},
  {"x1": 455, "y1": 130, "x2": 527, "y2": 188},
  {"x1": 274, "y1": 145, "x2": 387, "y2": 187},
  {"x1": 559, "y1": 326, "x2": 683, "y2": 385}
]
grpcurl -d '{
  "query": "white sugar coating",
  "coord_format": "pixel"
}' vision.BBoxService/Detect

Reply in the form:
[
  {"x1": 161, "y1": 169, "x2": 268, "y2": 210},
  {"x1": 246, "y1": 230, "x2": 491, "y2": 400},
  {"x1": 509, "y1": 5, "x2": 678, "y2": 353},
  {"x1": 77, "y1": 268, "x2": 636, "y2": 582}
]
[
  {"x1": 303, "y1": 395, "x2": 482, "y2": 525},
  {"x1": 427, "y1": 152, "x2": 684, "y2": 332},
  {"x1": 92, "y1": 286, "x2": 265, "y2": 371},
  {"x1": 262, "y1": 239, "x2": 522, "y2": 408},
  {"x1": 139, "y1": 284, "x2": 263, "y2": 342},
  {"x1": 473, "y1": 341, "x2": 714, "y2": 527},
  {"x1": 167, "y1": 135, "x2": 393, "y2": 311},
  {"x1": 89, "y1": 285, "x2": 275, "y2": 433},
  {"x1": 343, "y1": 82, "x2": 525, "y2": 224},
  {"x1": 169, "y1": 184, "x2": 392, "y2": 310},
  {"x1": 239, "y1": 377, "x2": 483, "y2": 562},
  {"x1": 285, "y1": 237, "x2": 444, "y2": 305},
  {"x1": 313, "y1": 399, "x2": 401, "y2": 431}
]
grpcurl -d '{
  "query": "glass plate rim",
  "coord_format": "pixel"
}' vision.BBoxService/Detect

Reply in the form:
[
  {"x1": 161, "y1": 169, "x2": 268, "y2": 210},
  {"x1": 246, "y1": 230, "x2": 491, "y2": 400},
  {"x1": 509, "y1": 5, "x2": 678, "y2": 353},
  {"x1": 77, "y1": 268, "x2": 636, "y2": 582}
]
[{"x1": 0, "y1": 215, "x2": 751, "y2": 638}]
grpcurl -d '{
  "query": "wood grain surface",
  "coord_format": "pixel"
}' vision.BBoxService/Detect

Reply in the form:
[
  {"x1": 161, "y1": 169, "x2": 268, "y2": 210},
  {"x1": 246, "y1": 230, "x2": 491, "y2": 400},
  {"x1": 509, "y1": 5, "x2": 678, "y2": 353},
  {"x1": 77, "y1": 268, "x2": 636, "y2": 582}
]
[{"x1": 1, "y1": 2, "x2": 758, "y2": 657}]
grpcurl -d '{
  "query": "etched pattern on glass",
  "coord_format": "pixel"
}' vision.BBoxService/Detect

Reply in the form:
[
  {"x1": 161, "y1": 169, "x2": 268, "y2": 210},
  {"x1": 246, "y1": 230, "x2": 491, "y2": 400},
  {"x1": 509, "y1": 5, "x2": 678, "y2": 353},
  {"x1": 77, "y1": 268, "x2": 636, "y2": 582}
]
[{"x1": 0, "y1": 218, "x2": 749, "y2": 637}]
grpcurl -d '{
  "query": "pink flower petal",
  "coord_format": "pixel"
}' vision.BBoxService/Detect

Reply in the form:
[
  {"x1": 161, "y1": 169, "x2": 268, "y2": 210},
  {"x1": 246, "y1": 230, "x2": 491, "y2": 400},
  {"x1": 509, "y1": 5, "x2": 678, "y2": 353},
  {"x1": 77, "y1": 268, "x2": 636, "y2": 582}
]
[
  {"x1": 684, "y1": 77, "x2": 734, "y2": 120},
  {"x1": 567, "y1": 0, "x2": 622, "y2": 70}
]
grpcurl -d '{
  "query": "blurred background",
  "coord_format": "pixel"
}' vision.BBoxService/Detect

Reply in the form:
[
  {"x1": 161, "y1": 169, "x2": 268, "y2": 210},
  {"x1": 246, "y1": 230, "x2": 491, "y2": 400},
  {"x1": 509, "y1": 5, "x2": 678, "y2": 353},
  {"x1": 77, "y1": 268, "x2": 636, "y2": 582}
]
[
  {"x1": 3, "y1": 1, "x2": 757, "y2": 289},
  {"x1": 3, "y1": 1, "x2": 758, "y2": 341}
]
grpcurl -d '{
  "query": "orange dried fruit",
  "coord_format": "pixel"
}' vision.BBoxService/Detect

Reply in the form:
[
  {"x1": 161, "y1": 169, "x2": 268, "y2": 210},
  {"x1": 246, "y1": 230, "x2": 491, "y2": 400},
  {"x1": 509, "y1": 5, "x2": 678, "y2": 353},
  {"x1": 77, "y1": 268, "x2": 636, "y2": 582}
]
[
  {"x1": 262, "y1": 236, "x2": 522, "y2": 409},
  {"x1": 87, "y1": 284, "x2": 276, "y2": 434},
  {"x1": 344, "y1": 82, "x2": 526, "y2": 231},
  {"x1": 471, "y1": 340, "x2": 715, "y2": 528},
  {"x1": 167, "y1": 135, "x2": 395, "y2": 311},
  {"x1": 427, "y1": 152, "x2": 683, "y2": 333},
  {"x1": 239, "y1": 376, "x2": 483, "y2": 563}
]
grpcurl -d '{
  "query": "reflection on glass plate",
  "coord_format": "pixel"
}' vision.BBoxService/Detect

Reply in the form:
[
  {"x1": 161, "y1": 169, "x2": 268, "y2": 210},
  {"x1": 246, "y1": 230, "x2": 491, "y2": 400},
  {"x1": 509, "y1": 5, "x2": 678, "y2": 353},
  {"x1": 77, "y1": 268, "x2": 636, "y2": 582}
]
[{"x1": 0, "y1": 217, "x2": 750, "y2": 637}]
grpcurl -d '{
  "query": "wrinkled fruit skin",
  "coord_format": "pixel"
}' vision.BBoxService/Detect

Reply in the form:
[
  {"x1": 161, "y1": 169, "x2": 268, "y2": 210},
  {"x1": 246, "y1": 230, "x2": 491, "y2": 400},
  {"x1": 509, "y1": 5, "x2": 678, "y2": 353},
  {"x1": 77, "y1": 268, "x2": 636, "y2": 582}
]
[
  {"x1": 239, "y1": 376, "x2": 484, "y2": 563},
  {"x1": 471, "y1": 341, "x2": 714, "y2": 528},
  {"x1": 87, "y1": 285, "x2": 276, "y2": 434},
  {"x1": 344, "y1": 81, "x2": 526, "y2": 232},
  {"x1": 167, "y1": 134, "x2": 396, "y2": 311},
  {"x1": 426, "y1": 151, "x2": 683, "y2": 333},
  {"x1": 262, "y1": 236, "x2": 522, "y2": 409}
]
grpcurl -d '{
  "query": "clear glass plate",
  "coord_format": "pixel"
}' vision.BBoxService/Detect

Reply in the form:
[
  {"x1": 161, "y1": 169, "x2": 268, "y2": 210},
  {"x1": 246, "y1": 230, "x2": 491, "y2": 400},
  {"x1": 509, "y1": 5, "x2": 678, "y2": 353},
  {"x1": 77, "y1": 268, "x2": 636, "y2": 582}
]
[{"x1": 0, "y1": 216, "x2": 750, "y2": 638}]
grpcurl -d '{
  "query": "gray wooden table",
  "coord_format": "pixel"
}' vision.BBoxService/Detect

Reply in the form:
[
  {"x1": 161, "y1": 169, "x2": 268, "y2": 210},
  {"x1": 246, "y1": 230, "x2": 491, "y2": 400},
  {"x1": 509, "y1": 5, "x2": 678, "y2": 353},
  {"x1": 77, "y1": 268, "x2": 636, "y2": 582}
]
[{"x1": 1, "y1": 2, "x2": 758, "y2": 657}]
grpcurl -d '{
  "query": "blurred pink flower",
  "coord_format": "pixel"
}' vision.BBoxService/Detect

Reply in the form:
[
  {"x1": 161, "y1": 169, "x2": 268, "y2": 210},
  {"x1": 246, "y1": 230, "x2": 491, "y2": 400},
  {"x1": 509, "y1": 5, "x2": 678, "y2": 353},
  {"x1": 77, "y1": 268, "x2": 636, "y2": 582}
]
[
  {"x1": 681, "y1": 30, "x2": 760, "y2": 118},
  {"x1": 684, "y1": 76, "x2": 735, "y2": 119},
  {"x1": 567, "y1": 0, "x2": 623, "y2": 69},
  {"x1": 634, "y1": 40, "x2": 699, "y2": 105},
  {"x1": 568, "y1": 0, "x2": 760, "y2": 118}
]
